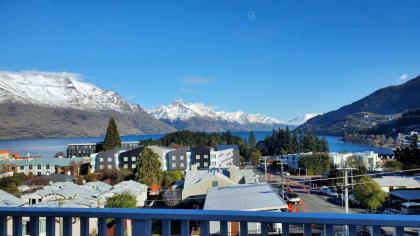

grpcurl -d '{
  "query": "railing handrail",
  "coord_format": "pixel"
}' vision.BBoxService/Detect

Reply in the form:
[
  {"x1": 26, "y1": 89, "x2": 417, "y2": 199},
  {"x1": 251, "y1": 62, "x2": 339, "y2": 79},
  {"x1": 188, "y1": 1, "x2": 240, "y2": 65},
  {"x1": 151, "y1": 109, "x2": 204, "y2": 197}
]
[{"x1": 0, "y1": 208, "x2": 419, "y2": 227}]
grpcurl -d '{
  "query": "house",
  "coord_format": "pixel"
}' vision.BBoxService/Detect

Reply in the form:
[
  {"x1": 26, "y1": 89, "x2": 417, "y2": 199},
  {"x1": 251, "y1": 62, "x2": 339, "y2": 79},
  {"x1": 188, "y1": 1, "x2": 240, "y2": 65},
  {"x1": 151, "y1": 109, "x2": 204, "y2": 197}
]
[
  {"x1": 181, "y1": 165, "x2": 258, "y2": 202},
  {"x1": 203, "y1": 183, "x2": 287, "y2": 235},
  {"x1": 166, "y1": 147, "x2": 190, "y2": 171},
  {"x1": 0, "y1": 157, "x2": 85, "y2": 176},
  {"x1": 373, "y1": 176, "x2": 420, "y2": 193},
  {"x1": 0, "y1": 189, "x2": 25, "y2": 207},
  {"x1": 389, "y1": 190, "x2": 420, "y2": 208},
  {"x1": 148, "y1": 146, "x2": 175, "y2": 171}
]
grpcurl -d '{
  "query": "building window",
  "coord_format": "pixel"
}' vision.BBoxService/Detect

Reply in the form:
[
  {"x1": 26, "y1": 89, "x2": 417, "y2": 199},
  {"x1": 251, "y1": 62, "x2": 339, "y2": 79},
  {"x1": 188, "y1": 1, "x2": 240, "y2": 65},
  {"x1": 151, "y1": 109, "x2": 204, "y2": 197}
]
[
  {"x1": 55, "y1": 165, "x2": 59, "y2": 170},
  {"x1": 180, "y1": 156, "x2": 184, "y2": 160},
  {"x1": 196, "y1": 155, "x2": 200, "y2": 160},
  {"x1": 172, "y1": 156, "x2": 176, "y2": 161},
  {"x1": 204, "y1": 155, "x2": 208, "y2": 159},
  {"x1": 131, "y1": 164, "x2": 136, "y2": 169},
  {"x1": 203, "y1": 162, "x2": 208, "y2": 167},
  {"x1": 124, "y1": 164, "x2": 128, "y2": 169},
  {"x1": 180, "y1": 163, "x2": 184, "y2": 168},
  {"x1": 46, "y1": 164, "x2": 50, "y2": 169},
  {"x1": 107, "y1": 165, "x2": 112, "y2": 169},
  {"x1": 37, "y1": 164, "x2": 41, "y2": 169},
  {"x1": 108, "y1": 158, "x2": 112, "y2": 162},
  {"x1": 131, "y1": 157, "x2": 136, "y2": 161},
  {"x1": 37, "y1": 172, "x2": 41, "y2": 176},
  {"x1": 124, "y1": 157, "x2": 128, "y2": 161},
  {"x1": 99, "y1": 165, "x2": 104, "y2": 170},
  {"x1": 99, "y1": 158, "x2": 103, "y2": 162},
  {"x1": 20, "y1": 166, "x2": 24, "y2": 170},
  {"x1": 172, "y1": 163, "x2": 176, "y2": 168},
  {"x1": 212, "y1": 181, "x2": 218, "y2": 187},
  {"x1": 29, "y1": 165, "x2": 33, "y2": 170}
]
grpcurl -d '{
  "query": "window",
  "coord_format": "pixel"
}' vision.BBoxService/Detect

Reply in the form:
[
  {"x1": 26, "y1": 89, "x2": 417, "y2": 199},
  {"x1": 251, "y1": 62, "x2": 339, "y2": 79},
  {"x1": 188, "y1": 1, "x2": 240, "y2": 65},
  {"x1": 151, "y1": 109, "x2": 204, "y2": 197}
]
[
  {"x1": 99, "y1": 158, "x2": 104, "y2": 162},
  {"x1": 37, "y1": 172, "x2": 41, "y2": 176},
  {"x1": 37, "y1": 164, "x2": 41, "y2": 169},
  {"x1": 204, "y1": 155, "x2": 208, "y2": 159},
  {"x1": 124, "y1": 157, "x2": 128, "y2": 161},
  {"x1": 29, "y1": 165, "x2": 33, "y2": 170},
  {"x1": 180, "y1": 155, "x2": 184, "y2": 160},
  {"x1": 108, "y1": 158, "x2": 112, "y2": 162},
  {"x1": 46, "y1": 164, "x2": 50, "y2": 169},
  {"x1": 203, "y1": 162, "x2": 208, "y2": 167},
  {"x1": 132, "y1": 157, "x2": 136, "y2": 161},
  {"x1": 107, "y1": 165, "x2": 112, "y2": 169},
  {"x1": 172, "y1": 163, "x2": 176, "y2": 168},
  {"x1": 180, "y1": 163, "x2": 184, "y2": 168},
  {"x1": 55, "y1": 165, "x2": 59, "y2": 170},
  {"x1": 124, "y1": 164, "x2": 128, "y2": 169},
  {"x1": 132, "y1": 164, "x2": 136, "y2": 169},
  {"x1": 196, "y1": 155, "x2": 200, "y2": 160},
  {"x1": 99, "y1": 165, "x2": 104, "y2": 170},
  {"x1": 212, "y1": 181, "x2": 218, "y2": 187},
  {"x1": 172, "y1": 156, "x2": 176, "y2": 161},
  {"x1": 20, "y1": 166, "x2": 24, "y2": 170}
]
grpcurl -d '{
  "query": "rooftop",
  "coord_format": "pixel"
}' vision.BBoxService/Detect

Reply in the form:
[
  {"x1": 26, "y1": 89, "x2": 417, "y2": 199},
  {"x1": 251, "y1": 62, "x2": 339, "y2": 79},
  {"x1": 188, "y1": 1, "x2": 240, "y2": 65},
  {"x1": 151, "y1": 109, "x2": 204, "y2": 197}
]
[
  {"x1": 0, "y1": 157, "x2": 85, "y2": 166},
  {"x1": 373, "y1": 176, "x2": 420, "y2": 188},
  {"x1": 390, "y1": 190, "x2": 420, "y2": 201},
  {"x1": 0, "y1": 190, "x2": 25, "y2": 207}
]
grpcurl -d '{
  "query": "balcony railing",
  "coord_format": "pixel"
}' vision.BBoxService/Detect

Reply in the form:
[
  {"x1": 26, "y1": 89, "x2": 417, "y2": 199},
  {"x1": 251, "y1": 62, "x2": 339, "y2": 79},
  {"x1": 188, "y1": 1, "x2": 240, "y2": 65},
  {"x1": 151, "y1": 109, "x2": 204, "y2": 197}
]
[{"x1": 0, "y1": 207, "x2": 419, "y2": 236}]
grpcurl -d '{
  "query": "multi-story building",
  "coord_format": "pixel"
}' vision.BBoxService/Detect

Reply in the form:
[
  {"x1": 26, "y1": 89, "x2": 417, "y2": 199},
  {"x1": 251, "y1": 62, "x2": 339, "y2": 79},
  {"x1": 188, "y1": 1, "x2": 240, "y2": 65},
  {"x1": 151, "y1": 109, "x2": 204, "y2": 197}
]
[
  {"x1": 0, "y1": 157, "x2": 85, "y2": 176},
  {"x1": 190, "y1": 146, "x2": 211, "y2": 169},
  {"x1": 210, "y1": 148, "x2": 236, "y2": 168},
  {"x1": 147, "y1": 146, "x2": 175, "y2": 171},
  {"x1": 67, "y1": 141, "x2": 141, "y2": 158},
  {"x1": 329, "y1": 151, "x2": 380, "y2": 171},
  {"x1": 216, "y1": 144, "x2": 240, "y2": 166},
  {"x1": 166, "y1": 147, "x2": 190, "y2": 171},
  {"x1": 93, "y1": 149, "x2": 125, "y2": 172},
  {"x1": 118, "y1": 146, "x2": 143, "y2": 171}
]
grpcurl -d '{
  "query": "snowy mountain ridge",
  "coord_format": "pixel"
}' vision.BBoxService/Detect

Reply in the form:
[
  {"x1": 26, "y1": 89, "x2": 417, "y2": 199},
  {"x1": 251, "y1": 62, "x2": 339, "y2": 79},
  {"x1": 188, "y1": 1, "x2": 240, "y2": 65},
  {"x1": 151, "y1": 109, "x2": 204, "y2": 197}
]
[
  {"x1": 147, "y1": 99, "x2": 285, "y2": 125},
  {"x1": 286, "y1": 113, "x2": 322, "y2": 126},
  {"x1": 0, "y1": 71, "x2": 139, "y2": 112}
]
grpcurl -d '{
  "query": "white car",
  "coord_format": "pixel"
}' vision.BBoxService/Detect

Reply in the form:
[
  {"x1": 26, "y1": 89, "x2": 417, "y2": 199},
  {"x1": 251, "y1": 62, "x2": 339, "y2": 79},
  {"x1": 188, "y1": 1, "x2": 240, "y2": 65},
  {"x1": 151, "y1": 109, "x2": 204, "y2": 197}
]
[{"x1": 327, "y1": 191, "x2": 339, "y2": 198}]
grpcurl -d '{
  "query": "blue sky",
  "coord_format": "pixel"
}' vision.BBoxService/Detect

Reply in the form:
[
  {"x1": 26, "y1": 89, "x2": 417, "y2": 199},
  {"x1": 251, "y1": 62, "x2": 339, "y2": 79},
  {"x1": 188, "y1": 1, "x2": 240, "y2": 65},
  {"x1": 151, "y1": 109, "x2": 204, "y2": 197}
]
[{"x1": 0, "y1": 0, "x2": 419, "y2": 120}]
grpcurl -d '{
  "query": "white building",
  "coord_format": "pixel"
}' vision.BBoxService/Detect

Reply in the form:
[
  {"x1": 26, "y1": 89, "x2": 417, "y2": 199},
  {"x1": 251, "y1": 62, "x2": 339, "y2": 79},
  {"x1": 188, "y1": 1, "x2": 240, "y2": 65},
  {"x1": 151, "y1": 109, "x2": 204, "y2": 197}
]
[
  {"x1": 210, "y1": 148, "x2": 235, "y2": 168},
  {"x1": 329, "y1": 151, "x2": 380, "y2": 170}
]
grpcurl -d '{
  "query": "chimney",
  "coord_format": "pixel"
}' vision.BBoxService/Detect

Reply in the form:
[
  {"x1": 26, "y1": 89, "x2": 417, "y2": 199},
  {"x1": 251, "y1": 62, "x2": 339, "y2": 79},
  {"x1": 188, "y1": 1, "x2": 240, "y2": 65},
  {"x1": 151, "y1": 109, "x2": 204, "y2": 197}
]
[{"x1": 229, "y1": 166, "x2": 238, "y2": 183}]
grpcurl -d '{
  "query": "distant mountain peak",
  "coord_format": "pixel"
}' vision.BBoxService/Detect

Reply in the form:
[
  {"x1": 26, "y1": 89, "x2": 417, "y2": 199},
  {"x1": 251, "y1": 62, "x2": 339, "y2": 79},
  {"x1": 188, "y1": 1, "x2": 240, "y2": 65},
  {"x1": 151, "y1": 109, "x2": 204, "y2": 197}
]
[
  {"x1": 0, "y1": 71, "x2": 139, "y2": 112},
  {"x1": 148, "y1": 100, "x2": 284, "y2": 126},
  {"x1": 287, "y1": 113, "x2": 322, "y2": 126}
]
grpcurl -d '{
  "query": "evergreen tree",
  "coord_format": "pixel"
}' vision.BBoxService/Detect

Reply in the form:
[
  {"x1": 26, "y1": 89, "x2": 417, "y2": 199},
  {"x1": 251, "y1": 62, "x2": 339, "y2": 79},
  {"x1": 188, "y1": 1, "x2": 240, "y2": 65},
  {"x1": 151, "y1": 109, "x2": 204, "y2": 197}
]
[
  {"x1": 249, "y1": 130, "x2": 256, "y2": 148},
  {"x1": 135, "y1": 148, "x2": 162, "y2": 186},
  {"x1": 103, "y1": 117, "x2": 122, "y2": 151},
  {"x1": 105, "y1": 192, "x2": 137, "y2": 208}
]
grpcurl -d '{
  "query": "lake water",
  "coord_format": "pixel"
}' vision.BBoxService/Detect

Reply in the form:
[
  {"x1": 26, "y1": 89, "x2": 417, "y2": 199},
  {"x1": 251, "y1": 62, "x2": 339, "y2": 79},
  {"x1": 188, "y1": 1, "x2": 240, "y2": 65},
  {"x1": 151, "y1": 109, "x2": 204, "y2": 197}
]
[{"x1": 0, "y1": 131, "x2": 394, "y2": 157}]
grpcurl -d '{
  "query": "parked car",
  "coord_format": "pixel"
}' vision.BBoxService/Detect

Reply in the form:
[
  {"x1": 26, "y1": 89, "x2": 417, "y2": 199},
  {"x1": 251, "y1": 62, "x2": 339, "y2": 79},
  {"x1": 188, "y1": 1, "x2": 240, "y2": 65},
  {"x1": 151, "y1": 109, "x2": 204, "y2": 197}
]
[
  {"x1": 383, "y1": 208, "x2": 401, "y2": 215},
  {"x1": 326, "y1": 191, "x2": 339, "y2": 198}
]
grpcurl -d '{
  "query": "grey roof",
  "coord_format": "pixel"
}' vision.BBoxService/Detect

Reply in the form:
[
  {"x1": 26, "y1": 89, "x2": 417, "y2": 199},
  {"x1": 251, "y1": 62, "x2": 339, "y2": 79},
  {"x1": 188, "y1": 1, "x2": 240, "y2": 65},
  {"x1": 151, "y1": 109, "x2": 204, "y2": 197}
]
[
  {"x1": 184, "y1": 168, "x2": 257, "y2": 189},
  {"x1": 216, "y1": 144, "x2": 239, "y2": 151},
  {"x1": 23, "y1": 174, "x2": 75, "y2": 185},
  {"x1": 204, "y1": 183, "x2": 287, "y2": 211},
  {"x1": 84, "y1": 181, "x2": 113, "y2": 192},
  {"x1": 390, "y1": 190, "x2": 420, "y2": 201},
  {"x1": 0, "y1": 157, "x2": 84, "y2": 166},
  {"x1": 0, "y1": 190, "x2": 25, "y2": 207},
  {"x1": 373, "y1": 176, "x2": 420, "y2": 188}
]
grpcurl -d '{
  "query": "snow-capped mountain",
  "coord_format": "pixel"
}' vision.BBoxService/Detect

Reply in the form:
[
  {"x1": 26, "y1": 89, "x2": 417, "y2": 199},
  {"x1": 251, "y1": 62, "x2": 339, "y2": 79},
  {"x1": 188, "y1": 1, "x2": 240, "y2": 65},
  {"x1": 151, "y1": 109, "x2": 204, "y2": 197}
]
[
  {"x1": 0, "y1": 71, "x2": 174, "y2": 140},
  {"x1": 0, "y1": 71, "x2": 139, "y2": 112},
  {"x1": 148, "y1": 99, "x2": 284, "y2": 125},
  {"x1": 286, "y1": 113, "x2": 322, "y2": 126},
  {"x1": 147, "y1": 99, "x2": 288, "y2": 131}
]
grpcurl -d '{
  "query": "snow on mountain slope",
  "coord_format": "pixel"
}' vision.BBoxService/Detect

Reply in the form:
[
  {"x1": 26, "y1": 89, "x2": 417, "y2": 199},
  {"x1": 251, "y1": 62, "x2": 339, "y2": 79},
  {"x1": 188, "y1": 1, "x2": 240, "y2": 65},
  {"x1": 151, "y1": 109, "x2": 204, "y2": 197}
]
[
  {"x1": 287, "y1": 113, "x2": 321, "y2": 126},
  {"x1": 147, "y1": 99, "x2": 284, "y2": 125},
  {"x1": 0, "y1": 71, "x2": 139, "y2": 112}
]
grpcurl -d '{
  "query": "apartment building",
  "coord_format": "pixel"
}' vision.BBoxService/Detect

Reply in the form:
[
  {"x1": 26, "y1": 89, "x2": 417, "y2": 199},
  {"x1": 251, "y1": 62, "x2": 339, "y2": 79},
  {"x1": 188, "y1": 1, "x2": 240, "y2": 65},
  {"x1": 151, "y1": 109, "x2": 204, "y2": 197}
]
[
  {"x1": 67, "y1": 141, "x2": 140, "y2": 158},
  {"x1": 0, "y1": 157, "x2": 84, "y2": 176}
]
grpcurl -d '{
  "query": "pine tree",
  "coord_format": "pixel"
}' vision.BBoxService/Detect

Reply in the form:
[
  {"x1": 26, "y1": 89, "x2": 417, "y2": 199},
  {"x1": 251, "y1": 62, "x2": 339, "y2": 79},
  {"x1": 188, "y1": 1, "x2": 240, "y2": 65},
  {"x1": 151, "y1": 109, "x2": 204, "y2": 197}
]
[
  {"x1": 135, "y1": 148, "x2": 162, "y2": 186},
  {"x1": 249, "y1": 130, "x2": 257, "y2": 148},
  {"x1": 103, "y1": 117, "x2": 122, "y2": 151}
]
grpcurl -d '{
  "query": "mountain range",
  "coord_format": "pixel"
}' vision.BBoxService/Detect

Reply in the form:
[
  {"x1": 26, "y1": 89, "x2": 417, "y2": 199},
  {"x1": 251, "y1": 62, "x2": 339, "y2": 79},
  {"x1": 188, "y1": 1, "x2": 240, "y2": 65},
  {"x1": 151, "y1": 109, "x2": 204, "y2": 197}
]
[
  {"x1": 298, "y1": 75, "x2": 420, "y2": 135},
  {"x1": 0, "y1": 71, "x2": 313, "y2": 140}
]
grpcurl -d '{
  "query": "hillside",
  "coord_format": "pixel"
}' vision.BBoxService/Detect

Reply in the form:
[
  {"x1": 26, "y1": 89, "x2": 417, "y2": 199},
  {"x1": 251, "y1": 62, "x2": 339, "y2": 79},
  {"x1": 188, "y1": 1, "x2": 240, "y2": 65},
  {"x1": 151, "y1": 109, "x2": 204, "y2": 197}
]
[{"x1": 298, "y1": 76, "x2": 420, "y2": 135}]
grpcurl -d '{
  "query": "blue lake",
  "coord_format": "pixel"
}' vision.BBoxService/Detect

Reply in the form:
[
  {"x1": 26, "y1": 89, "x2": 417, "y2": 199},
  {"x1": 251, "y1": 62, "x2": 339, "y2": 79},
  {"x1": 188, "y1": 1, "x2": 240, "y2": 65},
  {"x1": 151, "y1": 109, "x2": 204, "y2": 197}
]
[{"x1": 0, "y1": 131, "x2": 394, "y2": 157}]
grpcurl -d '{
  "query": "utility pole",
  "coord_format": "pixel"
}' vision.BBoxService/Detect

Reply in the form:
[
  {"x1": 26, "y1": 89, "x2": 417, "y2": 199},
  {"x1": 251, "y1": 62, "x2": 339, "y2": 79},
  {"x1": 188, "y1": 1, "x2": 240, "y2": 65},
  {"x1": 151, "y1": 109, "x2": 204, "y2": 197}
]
[
  {"x1": 263, "y1": 156, "x2": 268, "y2": 183},
  {"x1": 337, "y1": 167, "x2": 356, "y2": 236}
]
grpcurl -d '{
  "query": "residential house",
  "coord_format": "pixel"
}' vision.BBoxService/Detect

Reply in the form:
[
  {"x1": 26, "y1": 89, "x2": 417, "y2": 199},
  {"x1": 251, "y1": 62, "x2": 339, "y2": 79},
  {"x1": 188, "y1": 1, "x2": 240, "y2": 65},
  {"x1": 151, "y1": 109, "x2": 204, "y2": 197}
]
[
  {"x1": 373, "y1": 176, "x2": 420, "y2": 193},
  {"x1": 181, "y1": 165, "x2": 258, "y2": 202},
  {"x1": 204, "y1": 183, "x2": 287, "y2": 235},
  {"x1": 0, "y1": 157, "x2": 85, "y2": 176}
]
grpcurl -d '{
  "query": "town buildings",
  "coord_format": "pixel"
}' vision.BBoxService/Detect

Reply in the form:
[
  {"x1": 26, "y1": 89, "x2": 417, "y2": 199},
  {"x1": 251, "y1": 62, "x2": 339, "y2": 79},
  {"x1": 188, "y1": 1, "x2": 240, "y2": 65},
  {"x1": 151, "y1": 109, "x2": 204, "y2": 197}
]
[
  {"x1": 329, "y1": 151, "x2": 380, "y2": 170},
  {"x1": 0, "y1": 157, "x2": 85, "y2": 176},
  {"x1": 67, "y1": 141, "x2": 141, "y2": 158}
]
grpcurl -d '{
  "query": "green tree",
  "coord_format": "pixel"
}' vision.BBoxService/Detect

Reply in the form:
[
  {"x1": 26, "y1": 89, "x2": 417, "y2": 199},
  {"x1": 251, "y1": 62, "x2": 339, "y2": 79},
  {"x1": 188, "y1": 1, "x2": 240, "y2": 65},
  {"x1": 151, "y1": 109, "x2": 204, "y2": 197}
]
[
  {"x1": 161, "y1": 170, "x2": 183, "y2": 187},
  {"x1": 105, "y1": 192, "x2": 137, "y2": 208},
  {"x1": 248, "y1": 148, "x2": 262, "y2": 167},
  {"x1": 353, "y1": 176, "x2": 386, "y2": 211},
  {"x1": 103, "y1": 117, "x2": 122, "y2": 151},
  {"x1": 383, "y1": 160, "x2": 402, "y2": 171},
  {"x1": 135, "y1": 148, "x2": 162, "y2": 186},
  {"x1": 249, "y1": 131, "x2": 257, "y2": 148},
  {"x1": 298, "y1": 153, "x2": 330, "y2": 175}
]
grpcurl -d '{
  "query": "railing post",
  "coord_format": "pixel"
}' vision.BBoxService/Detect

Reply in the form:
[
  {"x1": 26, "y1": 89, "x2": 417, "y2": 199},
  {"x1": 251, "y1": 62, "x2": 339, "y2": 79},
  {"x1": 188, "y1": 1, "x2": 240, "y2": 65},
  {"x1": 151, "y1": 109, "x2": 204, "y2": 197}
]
[
  {"x1": 115, "y1": 219, "x2": 125, "y2": 236},
  {"x1": 304, "y1": 223, "x2": 312, "y2": 236},
  {"x1": 324, "y1": 224, "x2": 334, "y2": 236},
  {"x1": 46, "y1": 216, "x2": 55, "y2": 236},
  {"x1": 80, "y1": 217, "x2": 89, "y2": 236},
  {"x1": 0, "y1": 216, "x2": 6, "y2": 236},
  {"x1": 395, "y1": 227, "x2": 404, "y2": 236},
  {"x1": 260, "y1": 222, "x2": 268, "y2": 236},
  {"x1": 97, "y1": 218, "x2": 107, "y2": 236},
  {"x1": 13, "y1": 216, "x2": 22, "y2": 236},
  {"x1": 132, "y1": 219, "x2": 152, "y2": 236},
  {"x1": 162, "y1": 219, "x2": 171, "y2": 236},
  {"x1": 63, "y1": 217, "x2": 72, "y2": 236},
  {"x1": 220, "y1": 221, "x2": 228, "y2": 236},
  {"x1": 181, "y1": 220, "x2": 190, "y2": 236},
  {"x1": 282, "y1": 223, "x2": 289, "y2": 236},
  {"x1": 30, "y1": 216, "x2": 40, "y2": 236},
  {"x1": 240, "y1": 221, "x2": 248, "y2": 236},
  {"x1": 200, "y1": 221, "x2": 210, "y2": 236}
]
